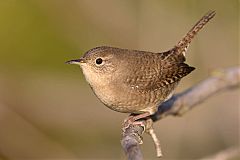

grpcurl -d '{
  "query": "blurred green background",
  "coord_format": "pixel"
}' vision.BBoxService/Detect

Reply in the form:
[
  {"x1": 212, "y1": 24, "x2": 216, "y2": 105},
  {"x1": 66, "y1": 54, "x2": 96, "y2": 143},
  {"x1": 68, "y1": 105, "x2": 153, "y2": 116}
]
[{"x1": 0, "y1": 0, "x2": 239, "y2": 159}]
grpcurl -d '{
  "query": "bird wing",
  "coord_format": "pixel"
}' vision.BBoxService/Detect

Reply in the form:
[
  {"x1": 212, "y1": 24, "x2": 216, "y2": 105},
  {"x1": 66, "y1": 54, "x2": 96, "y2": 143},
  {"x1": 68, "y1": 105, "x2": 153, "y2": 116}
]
[{"x1": 124, "y1": 49, "x2": 195, "y2": 91}]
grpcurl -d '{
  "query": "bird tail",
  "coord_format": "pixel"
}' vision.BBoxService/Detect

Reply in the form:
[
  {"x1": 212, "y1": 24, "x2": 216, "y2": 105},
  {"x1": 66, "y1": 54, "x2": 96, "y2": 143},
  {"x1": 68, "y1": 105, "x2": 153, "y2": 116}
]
[{"x1": 175, "y1": 11, "x2": 216, "y2": 56}]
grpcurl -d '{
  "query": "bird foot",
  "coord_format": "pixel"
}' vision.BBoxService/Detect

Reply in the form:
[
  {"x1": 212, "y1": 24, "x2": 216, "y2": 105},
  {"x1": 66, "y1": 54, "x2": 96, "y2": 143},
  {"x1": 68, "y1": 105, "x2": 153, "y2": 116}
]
[
  {"x1": 122, "y1": 113, "x2": 163, "y2": 157},
  {"x1": 122, "y1": 116, "x2": 145, "y2": 132},
  {"x1": 122, "y1": 117, "x2": 146, "y2": 144},
  {"x1": 122, "y1": 112, "x2": 151, "y2": 133}
]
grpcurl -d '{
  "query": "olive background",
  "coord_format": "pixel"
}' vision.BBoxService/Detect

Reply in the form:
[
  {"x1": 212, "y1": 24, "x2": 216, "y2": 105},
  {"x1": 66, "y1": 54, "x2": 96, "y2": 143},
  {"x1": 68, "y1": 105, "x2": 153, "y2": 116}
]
[{"x1": 0, "y1": 0, "x2": 239, "y2": 159}]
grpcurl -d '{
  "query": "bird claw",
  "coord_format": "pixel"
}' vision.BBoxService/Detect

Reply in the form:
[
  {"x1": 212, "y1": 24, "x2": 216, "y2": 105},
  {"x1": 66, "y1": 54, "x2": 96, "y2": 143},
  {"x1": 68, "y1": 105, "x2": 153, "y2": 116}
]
[
  {"x1": 122, "y1": 115, "x2": 163, "y2": 157},
  {"x1": 122, "y1": 116, "x2": 146, "y2": 133},
  {"x1": 122, "y1": 117, "x2": 146, "y2": 145}
]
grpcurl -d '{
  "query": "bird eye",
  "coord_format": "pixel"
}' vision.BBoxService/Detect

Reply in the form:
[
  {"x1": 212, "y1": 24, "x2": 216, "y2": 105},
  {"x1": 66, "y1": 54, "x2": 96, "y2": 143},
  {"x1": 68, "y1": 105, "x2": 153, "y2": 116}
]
[{"x1": 95, "y1": 58, "x2": 103, "y2": 65}]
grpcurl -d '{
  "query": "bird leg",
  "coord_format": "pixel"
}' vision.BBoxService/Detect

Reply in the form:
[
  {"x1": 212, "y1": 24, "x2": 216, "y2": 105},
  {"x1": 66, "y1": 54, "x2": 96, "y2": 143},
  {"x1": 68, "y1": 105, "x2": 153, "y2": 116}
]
[
  {"x1": 122, "y1": 113, "x2": 163, "y2": 157},
  {"x1": 122, "y1": 112, "x2": 151, "y2": 134},
  {"x1": 127, "y1": 112, "x2": 151, "y2": 122},
  {"x1": 122, "y1": 113, "x2": 150, "y2": 145}
]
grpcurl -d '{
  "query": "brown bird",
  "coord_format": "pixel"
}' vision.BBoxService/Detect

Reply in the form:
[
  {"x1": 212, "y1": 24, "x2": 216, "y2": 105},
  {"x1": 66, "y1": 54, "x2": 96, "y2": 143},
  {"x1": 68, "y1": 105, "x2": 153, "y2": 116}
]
[{"x1": 66, "y1": 11, "x2": 216, "y2": 122}]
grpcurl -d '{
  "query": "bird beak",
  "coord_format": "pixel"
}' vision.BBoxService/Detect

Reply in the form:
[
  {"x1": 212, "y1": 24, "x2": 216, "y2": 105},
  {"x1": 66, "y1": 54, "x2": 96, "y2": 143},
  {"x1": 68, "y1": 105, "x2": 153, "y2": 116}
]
[{"x1": 65, "y1": 58, "x2": 86, "y2": 65}]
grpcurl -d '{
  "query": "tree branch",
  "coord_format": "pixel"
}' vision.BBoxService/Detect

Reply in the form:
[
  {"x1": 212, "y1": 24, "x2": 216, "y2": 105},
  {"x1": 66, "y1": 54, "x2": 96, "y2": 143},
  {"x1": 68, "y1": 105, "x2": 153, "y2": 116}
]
[{"x1": 121, "y1": 67, "x2": 240, "y2": 159}]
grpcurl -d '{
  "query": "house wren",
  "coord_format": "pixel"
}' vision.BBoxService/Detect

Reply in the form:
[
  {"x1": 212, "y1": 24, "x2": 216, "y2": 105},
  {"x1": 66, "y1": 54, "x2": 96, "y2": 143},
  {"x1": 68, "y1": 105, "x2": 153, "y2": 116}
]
[{"x1": 66, "y1": 11, "x2": 215, "y2": 121}]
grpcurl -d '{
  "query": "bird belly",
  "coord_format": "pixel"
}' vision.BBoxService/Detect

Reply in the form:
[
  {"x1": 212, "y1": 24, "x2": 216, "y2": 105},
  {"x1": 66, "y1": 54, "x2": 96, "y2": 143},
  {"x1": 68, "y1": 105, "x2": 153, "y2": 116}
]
[{"x1": 91, "y1": 83, "x2": 177, "y2": 115}]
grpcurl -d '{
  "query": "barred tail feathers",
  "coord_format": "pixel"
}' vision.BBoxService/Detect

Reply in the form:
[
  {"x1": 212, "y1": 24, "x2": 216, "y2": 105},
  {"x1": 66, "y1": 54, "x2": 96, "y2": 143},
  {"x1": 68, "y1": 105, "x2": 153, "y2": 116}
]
[{"x1": 176, "y1": 11, "x2": 216, "y2": 56}]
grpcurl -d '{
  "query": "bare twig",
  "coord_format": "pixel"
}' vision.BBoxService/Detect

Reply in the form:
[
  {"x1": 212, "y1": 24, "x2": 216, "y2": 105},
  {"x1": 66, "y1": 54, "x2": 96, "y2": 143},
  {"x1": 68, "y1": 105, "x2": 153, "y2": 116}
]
[
  {"x1": 121, "y1": 67, "x2": 240, "y2": 159},
  {"x1": 146, "y1": 125, "x2": 162, "y2": 157}
]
